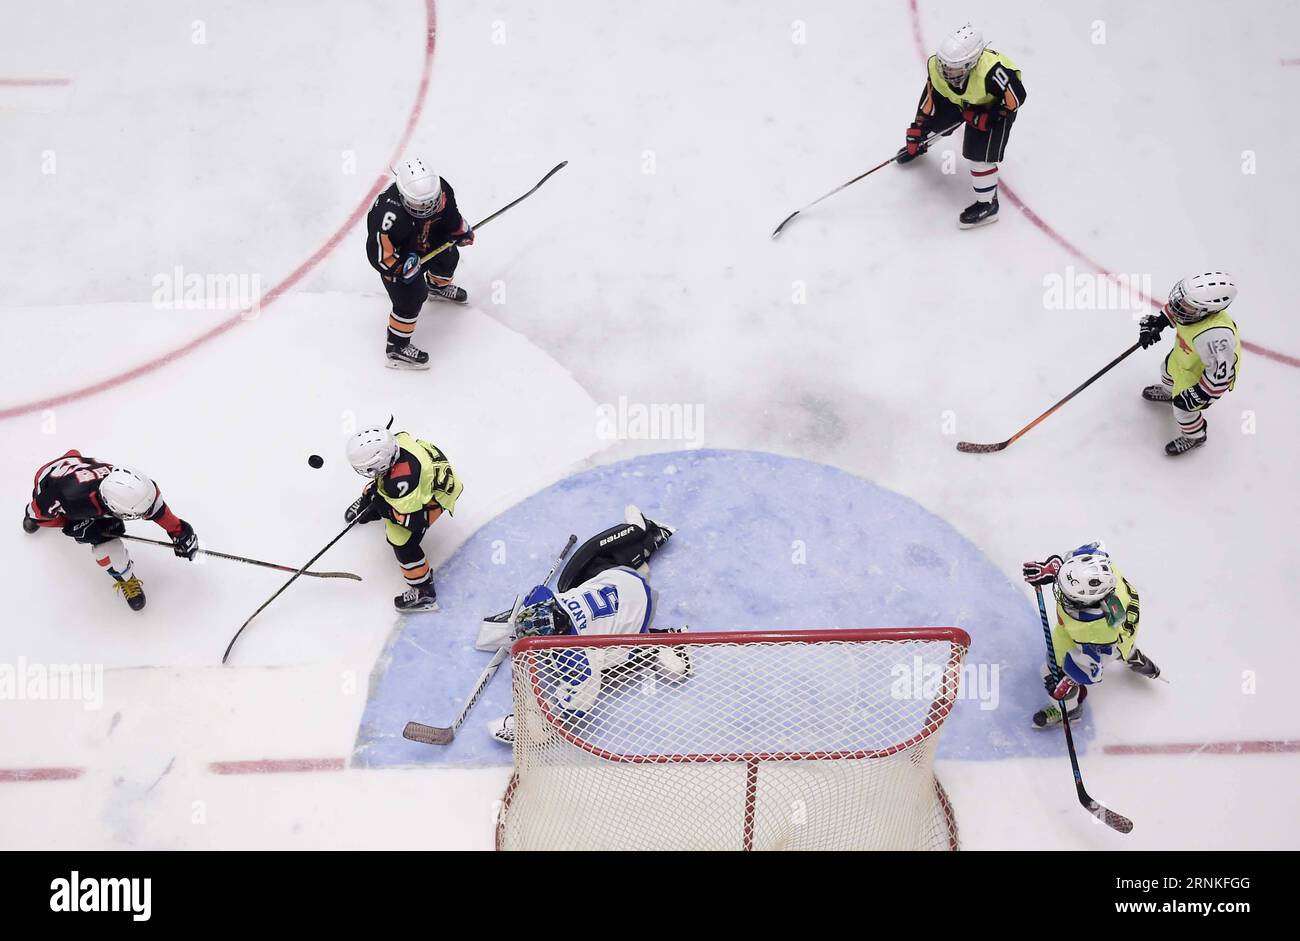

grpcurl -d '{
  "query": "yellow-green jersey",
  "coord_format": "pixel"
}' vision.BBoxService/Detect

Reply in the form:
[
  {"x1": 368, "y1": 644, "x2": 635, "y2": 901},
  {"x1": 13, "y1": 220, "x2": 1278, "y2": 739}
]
[
  {"x1": 374, "y1": 432, "x2": 463, "y2": 529},
  {"x1": 1165, "y1": 309, "x2": 1241, "y2": 401},
  {"x1": 917, "y1": 49, "x2": 1025, "y2": 124},
  {"x1": 1053, "y1": 564, "x2": 1140, "y2": 686}
]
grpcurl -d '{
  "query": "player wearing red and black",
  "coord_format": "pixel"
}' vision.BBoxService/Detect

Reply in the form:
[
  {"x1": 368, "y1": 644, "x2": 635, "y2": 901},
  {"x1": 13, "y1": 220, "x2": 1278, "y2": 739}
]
[
  {"x1": 364, "y1": 158, "x2": 475, "y2": 368},
  {"x1": 24, "y1": 450, "x2": 199, "y2": 610}
]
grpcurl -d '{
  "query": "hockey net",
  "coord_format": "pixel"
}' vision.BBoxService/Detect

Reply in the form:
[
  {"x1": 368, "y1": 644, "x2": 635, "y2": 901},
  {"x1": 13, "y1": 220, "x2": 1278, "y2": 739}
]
[{"x1": 497, "y1": 627, "x2": 970, "y2": 851}]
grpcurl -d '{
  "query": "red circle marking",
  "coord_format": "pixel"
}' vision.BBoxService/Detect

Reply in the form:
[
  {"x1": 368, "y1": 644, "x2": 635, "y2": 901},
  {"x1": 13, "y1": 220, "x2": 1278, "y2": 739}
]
[{"x1": 0, "y1": 1, "x2": 439, "y2": 421}]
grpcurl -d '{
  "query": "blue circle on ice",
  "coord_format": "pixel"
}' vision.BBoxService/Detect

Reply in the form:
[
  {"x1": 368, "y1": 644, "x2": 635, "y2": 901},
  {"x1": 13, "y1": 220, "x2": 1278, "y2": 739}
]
[{"x1": 352, "y1": 449, "x2": 1070, "y2": 768}]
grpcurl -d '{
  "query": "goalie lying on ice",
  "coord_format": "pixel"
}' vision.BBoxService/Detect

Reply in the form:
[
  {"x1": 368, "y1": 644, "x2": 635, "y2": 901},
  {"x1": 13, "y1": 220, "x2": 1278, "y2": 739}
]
[{"x1": 487, "y1": 505, "x2": 682, "y2": 745}]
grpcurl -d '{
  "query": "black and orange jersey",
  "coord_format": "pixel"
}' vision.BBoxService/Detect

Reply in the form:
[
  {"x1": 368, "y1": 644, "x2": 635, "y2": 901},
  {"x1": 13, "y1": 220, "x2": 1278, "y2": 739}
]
[
  {"x1": 28, "y1": 450, "x2": 184, "y2": 536},
  {"x1": 364, "y1": 180, "x2": 466, "y2": 280}
]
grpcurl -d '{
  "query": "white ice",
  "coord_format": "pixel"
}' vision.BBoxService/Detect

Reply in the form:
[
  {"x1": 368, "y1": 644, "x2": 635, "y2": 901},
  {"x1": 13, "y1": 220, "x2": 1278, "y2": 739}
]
[{"x1": 1, "y1": 0, "x2": 1297, "y2": 849}]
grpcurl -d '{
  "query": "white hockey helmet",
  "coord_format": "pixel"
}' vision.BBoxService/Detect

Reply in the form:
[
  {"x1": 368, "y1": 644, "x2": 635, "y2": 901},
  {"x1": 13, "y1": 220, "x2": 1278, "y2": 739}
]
[
  {"x1": 99, "y1": 466, "x2": 158, "y2": 520},
  {"x1": 1165, "y1": 271, "x2": 1237, "y2": 325},
  {"x1": 936, "y1": 24, "x2": 987, "y2": 88},
  {"x1": 1055, "y1": 553, "x2": 1118, "y2": 607},
  {"x1": 346, "y1": 428, "x2": 399, "y2": 479},
  {"x1": 393, "y1": 157, "x2": 443, "y2": 218}
]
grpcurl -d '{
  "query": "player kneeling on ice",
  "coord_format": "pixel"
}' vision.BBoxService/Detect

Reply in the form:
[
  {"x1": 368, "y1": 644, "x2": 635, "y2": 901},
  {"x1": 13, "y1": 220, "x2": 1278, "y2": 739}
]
[
  {"x1": 364, "y1": 156, "x2": 475, "y2": 370},
  {"x1": 897, "y1": 24, "x2": 1026, "y2": 228},
  {"x1": 23, "y1": 451, "x2": 199, "y2": 611},
  {"x1": 1137, "y1": 271, "x2": 1241, "y2": 456},
  {"x1": 1022, "y1": 543, "x2": 1161, "y2": 728},
  {"x1": 487, "y1": 506, "x2": 680, "y2": 746},
  {"x1": 343, "y1": 427, "x2": 463, "y2": 612}
]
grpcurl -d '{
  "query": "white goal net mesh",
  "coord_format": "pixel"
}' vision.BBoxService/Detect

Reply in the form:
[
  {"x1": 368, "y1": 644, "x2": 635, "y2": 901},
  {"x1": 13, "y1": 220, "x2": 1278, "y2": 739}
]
[{"x1": 497, "y1": 628, "x2": 970, "y2": 850}]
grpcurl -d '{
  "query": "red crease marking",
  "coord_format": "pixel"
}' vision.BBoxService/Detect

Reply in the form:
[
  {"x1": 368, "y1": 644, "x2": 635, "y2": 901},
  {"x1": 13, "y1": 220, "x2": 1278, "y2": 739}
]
[
  {"x1": 0, "y1": 77, "x2": 72, "y2": 87},
  {"x1": 1104, "y1": 740, "x2": 1300, "y2": 756},
  {"x1": 0, "y1": 766, "x2": 84, "y2": 782}
]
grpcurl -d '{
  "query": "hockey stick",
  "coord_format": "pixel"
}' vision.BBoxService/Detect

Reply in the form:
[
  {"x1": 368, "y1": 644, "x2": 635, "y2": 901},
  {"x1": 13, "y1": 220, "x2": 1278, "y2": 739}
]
[
  {"x1": 222, "y1": 518, "x2": 362, "y2": 664},
  {"x1": 770, "y1": 122, "x2": 961, "y2": 239},
  {"x1": 1035, "y1": 586, "x2": 1134, "y2": 834},
  {"x1": 957, "y1": 342, "x2": 1142, "y2": 453},
  {"x1": 418, "y1": 161, "x2": 569, "y2": 265},
  {"x1": 120, "y1": 535, "x2": 360, "y2": 580},
  {"x1": 402, "y1": 533, "x2": 577, "y2": 746}
]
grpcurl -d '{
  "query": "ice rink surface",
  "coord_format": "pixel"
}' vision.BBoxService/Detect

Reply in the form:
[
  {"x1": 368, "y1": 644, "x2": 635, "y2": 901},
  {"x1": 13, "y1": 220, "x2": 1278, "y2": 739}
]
[{"x1": 2, "y1": 0, "x2": 1297, "y2": 849}]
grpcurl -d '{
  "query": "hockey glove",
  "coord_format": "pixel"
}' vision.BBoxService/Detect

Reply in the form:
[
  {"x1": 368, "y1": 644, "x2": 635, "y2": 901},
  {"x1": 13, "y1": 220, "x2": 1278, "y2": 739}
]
[
  {"x1": 1022, "y1": 555, "x2": 1064, "y2": 587},
  {"x1": 1045, "y1": 673, "x2": 1077, "y2": 701},
  {"x1": 454, "y1": 223, "x2": 475, "y2": 247},
  {"x1": 901, "y1": 124, "x2": 927, "y2": 160},
  {"x1": 344, "y1": 483, "x2": 383, "y2": 525},
  {"x1": 399, "y1": 252, "x2": 423, "y2": 283},
  {"x1": 1173, "y1": 384, "x2": 1212, "y2": 412},
  {"x1": 171, "y1": 520, "x2": 200, "y2": 560},
  {"x1": 962, "y1": 107, "x2": 993, "y2": 132},
  {"x1": 1138, "y1": 313, "x2": 1170, "y2": 349}
]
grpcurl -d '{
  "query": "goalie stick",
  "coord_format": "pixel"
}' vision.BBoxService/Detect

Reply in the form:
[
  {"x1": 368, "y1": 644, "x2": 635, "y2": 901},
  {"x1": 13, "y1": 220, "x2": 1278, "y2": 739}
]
[
  {"x1": 402, "y1": 533, "x2": 577, "y2": 746},
  {"x1": 120, "y1": 534, "x2": 360, "y2": 580},
  {"x1": 1035, "y1": 585, "x2": 1135, "y2": 834}
]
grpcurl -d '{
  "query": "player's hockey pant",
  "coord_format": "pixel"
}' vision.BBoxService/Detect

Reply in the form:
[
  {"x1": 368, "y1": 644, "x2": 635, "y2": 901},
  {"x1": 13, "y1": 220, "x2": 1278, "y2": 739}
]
[
  {"x1": 1160, "y1": 352, "x2": 1209, "y2": 440},
  {"x1": 90, "y1": 538, "x2": 133, "y2": 582},
  {"x1": 557, "y1": 522, "x2": 661, "y2": 592},
  {"x1": 381, "y1": 246, "x2": 459, "y2": 348},
  {"x1": 384, "y1": 510, "x2": 437, "y2": 587}
]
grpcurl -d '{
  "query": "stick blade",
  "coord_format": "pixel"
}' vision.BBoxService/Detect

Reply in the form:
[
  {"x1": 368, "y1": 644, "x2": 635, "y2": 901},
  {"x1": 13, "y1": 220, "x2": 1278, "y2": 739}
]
[
  {"x1": 403, "y1": 721, "x2": 454, "y2": 746},
  {"x1": 956, "y1": 440, "x2": 1008, "y2": 454},
  {"x1": 771, "y1": 211, "x2": 800, "y2": 239},
  {"x1": 1087, "y1": 800, "x2": 1135, "y2": 834}
]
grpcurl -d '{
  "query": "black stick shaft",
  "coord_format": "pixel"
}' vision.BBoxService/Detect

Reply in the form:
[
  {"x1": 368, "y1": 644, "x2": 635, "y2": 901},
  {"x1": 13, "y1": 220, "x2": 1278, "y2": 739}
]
[
  {"x1": 120, "y1": 534, "x2": 359, "y2": 580},
  {"x1": 222, "y1": 518, "x2": 362, "y2": 664},
  {"x1": 418, "y1": 161, "x2": 568, "y2": 264}
]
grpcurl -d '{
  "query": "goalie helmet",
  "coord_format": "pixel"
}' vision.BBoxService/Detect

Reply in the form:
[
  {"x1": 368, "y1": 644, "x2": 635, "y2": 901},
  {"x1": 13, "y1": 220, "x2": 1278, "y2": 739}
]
[
  {"x1": 393, "y1": 157, "x2": 443, "y2": 218},
  {"x1": 936, "y1": 24, "x2": 987, "y2": 88},
  {"x1": 516, "y1": 586, "x2": 569, "y2": 637},
  {"x1": 99, "y1": 467, "x2": 158, "y2": 520},
  {"x1": 1164, "y1": 271, "x2": 1237, "y2": 325},
  {"x1": 346, "y1": 428, "x2": 399, "y2": 479},
  {"x1": 1055, "y1": 553, "x2": 1118, "y2": 607}
]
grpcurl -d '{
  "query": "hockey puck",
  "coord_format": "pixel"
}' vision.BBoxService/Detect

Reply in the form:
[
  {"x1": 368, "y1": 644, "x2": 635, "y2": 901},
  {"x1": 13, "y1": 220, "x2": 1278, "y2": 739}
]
[{"x1": 308, "y1": 454, "x2": 324, "y2": 469}]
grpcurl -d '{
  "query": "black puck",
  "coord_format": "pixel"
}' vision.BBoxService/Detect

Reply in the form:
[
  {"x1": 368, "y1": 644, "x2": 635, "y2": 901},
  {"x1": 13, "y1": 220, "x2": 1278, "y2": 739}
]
[{"x1": 308, "y1": 454, "x2": 324, "y2": 469}]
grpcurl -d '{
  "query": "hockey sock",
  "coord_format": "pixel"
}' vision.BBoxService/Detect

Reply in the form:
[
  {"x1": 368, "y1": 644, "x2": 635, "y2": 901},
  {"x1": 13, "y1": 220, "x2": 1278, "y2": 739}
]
[
  {"x1": 93, "y1": 538, "x2": 134, "y2": 582},
  {"x1": 970, "y1": 162, "x2": 999, "y2": 203}
]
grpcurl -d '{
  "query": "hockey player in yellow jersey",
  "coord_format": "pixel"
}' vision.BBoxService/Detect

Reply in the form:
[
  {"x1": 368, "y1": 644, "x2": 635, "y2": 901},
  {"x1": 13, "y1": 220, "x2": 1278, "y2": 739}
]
[
  {"x1": 1138, "y1": 271, "x2": 1242, "y2": 456},
  {"x1": 342, "y1": 427, "x2": 463, "y2": 612},
  {"x1": 1022, "y1": 543, "x2": 1162, "y2": 728}
]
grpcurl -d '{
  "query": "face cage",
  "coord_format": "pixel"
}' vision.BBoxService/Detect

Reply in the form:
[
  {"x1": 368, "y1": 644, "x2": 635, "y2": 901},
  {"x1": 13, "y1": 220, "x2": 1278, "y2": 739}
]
[
  {"x1": 402, "y1": 191, "x2": 444, "y2": 219},
  {"x1": 1165, "y1": 288, "x2": 1211, "y2": 325},
  {"x1": 940, "y1": 60, "x2": 974, "y2": 88}
]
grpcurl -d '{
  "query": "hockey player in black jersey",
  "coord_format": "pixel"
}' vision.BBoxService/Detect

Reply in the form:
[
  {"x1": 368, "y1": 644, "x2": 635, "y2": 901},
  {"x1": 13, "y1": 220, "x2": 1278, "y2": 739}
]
[
  {"x1": 897, "y1": 24, "x2": 1027, "y2": 228},
  {"x1": 364, "y1": 157, "x2": 475, "y2": 369},
  {"x1": 23, "y1": 450, "x2": 199, "y2": 610}
]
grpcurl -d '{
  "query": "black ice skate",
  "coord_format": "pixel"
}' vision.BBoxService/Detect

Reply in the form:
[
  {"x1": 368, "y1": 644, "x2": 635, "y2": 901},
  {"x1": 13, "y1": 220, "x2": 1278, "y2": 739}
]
[
  {"x1": 114, "y1": 575, "x2": 147, "y2": 612},
  {"x1": 386, "y1": 342, "x2": 430, "y2": 370},
  {"x1": 959, "y1": 197, "x2": 999, "y2": 229},
  {"x1": 625, "y1": 504, "x2": 676, "y2": 552},
  {"x1": 426, "y1": 282, "x2": 468, "y2": 304},
  {"x1": 1032, "y1": 686, "x2": 1086, "y2": 729},
  {"x1": 1165, "y1": 433, "x2": 1207, "y2": 457},
  {"x1": 394, "y1": 581, "x2": 438, "y2": 613},
  {"x1": 1142, "y1": 384, "x2": 1173, "y2": 403}
]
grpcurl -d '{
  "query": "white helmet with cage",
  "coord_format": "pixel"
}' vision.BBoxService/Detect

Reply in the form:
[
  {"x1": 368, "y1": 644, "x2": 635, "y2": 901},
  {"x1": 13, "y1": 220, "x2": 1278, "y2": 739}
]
[
  {"x1": 99, "y1": 467, "x2": 159, "y2": 520},
  {"x1": 346, "y1": 428, "x2": 399, "y2": 479},
  {"x1": 936, "y1": 24, "x2": 988, "y2": 89},
  {"x1": 393, "y1": 157, "x2": 443, "y2": 218},
  {"x1": 1055, "y1": 553, "x2": 1118, "y2": 607},
  {"x1": 1165, "y1": 271, "x2": 1237, "y2": 325}
]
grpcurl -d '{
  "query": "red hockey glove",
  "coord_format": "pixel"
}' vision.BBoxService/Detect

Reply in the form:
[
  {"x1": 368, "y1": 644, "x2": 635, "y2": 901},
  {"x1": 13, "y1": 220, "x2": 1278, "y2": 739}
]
[
  {"x1": 904, "y1": 124, "x2": 926, "y2": 157},
  {"x1": 1047, "y1": 674, "x2": 1077, "y2": 701},
  {"x1": 1022, "y1": 555, "x2": 1064, "y2": 587},
  {"x1": 963, "y1": 107, "x2": 993, "y2": 132}
]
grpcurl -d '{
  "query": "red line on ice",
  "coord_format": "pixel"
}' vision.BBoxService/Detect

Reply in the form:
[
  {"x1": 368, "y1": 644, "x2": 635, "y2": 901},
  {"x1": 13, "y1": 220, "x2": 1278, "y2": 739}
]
[
  {"x1": 0, "y1": 766, "x2": 84, "y2": 782},
  {"x1": 0, "y1": 0, "x2": 439, "y2": 421},
  {"x1": 907, "y1": 0, "x2": 1299, "y2": 370},
  {"x1": 1104, "y1": 740, "x2": 1300, "y2": 756},
  {"x1": 0, "y1": 77, "x2": 72, "y2": 87},
  {"x1": 209, "y1": 757, "x2": 347, "y2": 775}
]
